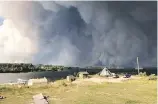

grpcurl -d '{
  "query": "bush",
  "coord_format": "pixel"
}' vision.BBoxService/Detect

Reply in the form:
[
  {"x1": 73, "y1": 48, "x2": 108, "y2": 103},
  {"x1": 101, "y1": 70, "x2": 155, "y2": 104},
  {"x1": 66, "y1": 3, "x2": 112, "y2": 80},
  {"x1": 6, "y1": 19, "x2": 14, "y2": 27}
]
[
  {"x1": 139, "y1": 72, "x2": 147, "y2": 77},
  {"x1": 149, "y1": 74, "x2": 157, "y2": 80},
  {"x1": 55, "y1": 80, "x2": 68, "y2": 87}
]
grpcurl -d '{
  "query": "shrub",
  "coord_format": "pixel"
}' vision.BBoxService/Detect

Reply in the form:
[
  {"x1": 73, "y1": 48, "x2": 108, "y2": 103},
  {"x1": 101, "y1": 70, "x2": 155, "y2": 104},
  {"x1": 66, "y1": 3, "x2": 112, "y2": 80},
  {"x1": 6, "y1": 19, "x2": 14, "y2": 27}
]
[
  {"x1": 139, "y1": 72, "x2": 147, "y2": 77},
  {"x1": 0, "y1": 86, "x2": 12, "y2": 92},
  {"x1": 61, "y1": 82, "x2": 67, "y2": 87},
  {"x1": 55, "y1": 80, "x2": 68, "y2": 87},
  {"x1": 149, "y1": 74, "x2": 157, "y2": 80}
]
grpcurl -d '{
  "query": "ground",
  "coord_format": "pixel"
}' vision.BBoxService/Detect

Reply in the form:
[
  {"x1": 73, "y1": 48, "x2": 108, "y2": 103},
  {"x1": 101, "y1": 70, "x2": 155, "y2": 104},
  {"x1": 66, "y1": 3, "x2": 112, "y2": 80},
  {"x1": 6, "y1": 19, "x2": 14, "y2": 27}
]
[{"x1": 0, "y1": 76, "x2": 156, "y2": 104}]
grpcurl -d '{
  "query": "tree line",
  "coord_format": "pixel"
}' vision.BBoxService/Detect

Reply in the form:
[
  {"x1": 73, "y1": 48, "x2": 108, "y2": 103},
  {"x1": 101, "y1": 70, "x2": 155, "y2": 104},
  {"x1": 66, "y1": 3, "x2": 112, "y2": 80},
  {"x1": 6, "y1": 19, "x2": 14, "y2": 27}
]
[
  {"x1": 0, "y1": 63, "x2": 64, "y2": 73},
  {"x1": 0, "y1": 63, "x2": 156, "y2": 74}
]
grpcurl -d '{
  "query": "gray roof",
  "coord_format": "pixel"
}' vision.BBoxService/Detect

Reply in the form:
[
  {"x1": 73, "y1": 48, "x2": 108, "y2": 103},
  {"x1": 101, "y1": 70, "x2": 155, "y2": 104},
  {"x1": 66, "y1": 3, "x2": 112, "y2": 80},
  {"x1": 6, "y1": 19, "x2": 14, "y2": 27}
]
[{"x1": 78, "y1": 71, "x2": 89, "y2": 75}]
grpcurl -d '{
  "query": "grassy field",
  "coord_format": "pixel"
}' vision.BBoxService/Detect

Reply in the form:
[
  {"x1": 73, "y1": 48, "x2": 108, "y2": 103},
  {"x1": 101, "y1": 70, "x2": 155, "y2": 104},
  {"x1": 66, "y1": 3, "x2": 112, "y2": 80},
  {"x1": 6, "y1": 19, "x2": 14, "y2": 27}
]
[{"x1": 0, "y1": 77, "x2": 156, "y2": 104}]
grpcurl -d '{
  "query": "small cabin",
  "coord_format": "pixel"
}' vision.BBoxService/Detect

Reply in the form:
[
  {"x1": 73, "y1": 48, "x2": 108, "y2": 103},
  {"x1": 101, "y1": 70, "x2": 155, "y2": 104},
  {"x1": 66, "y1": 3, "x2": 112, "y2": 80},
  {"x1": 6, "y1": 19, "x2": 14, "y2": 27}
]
[
  {"x1": 77, "y1": 71, "x2": 89, "y2": 79},
  {"x1": 66, "y1": 75, "x2": 75, "y2": 82}
]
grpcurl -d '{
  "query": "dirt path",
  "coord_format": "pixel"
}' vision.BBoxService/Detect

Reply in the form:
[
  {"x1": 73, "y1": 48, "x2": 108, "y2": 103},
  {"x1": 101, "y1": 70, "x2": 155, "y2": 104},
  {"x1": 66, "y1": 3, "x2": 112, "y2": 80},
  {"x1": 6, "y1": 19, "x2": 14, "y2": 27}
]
[{"x1": 72, "y1": 76, "x2": 141, "y2": 85}]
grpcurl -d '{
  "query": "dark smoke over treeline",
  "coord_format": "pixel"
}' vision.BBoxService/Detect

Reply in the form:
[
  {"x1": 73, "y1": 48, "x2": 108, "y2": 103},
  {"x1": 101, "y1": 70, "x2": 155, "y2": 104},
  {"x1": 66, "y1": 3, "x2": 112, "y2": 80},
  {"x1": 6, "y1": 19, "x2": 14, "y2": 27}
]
[{"x1": 0, "y1": 1, "x2": 157, "y2": 67}]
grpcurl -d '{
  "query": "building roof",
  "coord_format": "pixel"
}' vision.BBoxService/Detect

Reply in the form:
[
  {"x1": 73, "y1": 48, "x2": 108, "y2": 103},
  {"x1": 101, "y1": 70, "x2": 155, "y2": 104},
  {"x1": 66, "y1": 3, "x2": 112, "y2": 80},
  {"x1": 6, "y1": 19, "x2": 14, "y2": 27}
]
[{"x1": 78, "y1": 71, "x2": 89, "y2": 75}]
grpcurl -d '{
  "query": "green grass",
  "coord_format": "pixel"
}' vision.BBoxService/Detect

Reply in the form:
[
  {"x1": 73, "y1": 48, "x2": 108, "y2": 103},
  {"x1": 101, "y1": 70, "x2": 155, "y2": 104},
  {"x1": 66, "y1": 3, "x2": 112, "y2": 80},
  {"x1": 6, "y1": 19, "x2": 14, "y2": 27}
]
[{"x1": 0, "y1": 77, "x2": 156, "y2": 104}]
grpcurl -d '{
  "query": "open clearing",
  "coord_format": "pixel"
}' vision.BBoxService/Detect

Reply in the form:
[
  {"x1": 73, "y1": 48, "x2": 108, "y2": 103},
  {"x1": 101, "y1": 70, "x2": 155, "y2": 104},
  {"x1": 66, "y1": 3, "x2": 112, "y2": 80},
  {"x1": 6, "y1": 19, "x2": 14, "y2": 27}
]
[
  {"x1": 72, "y1": 76, "x2": 141, "y2": 84},
  {"x1": 0, "y1": 76, "x2": 156, "y2": 104}
]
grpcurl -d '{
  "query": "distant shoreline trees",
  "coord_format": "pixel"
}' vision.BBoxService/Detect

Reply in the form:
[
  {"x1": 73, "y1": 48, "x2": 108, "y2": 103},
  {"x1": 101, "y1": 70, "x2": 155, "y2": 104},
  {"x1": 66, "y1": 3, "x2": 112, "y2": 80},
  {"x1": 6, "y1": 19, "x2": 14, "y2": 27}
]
[
  {"x1": 0, "y1": 63, "x2": 156, "y2": 75},
  {"x1": 0, "y1": 63, "x2": 64, "y2": 73}
]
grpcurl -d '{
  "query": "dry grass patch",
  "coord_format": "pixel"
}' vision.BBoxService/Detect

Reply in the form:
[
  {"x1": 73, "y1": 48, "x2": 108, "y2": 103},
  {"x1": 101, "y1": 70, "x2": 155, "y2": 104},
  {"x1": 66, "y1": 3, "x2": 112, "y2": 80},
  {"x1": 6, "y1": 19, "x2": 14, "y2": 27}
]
[{"x1": 0, "y1": 76, "x2": 156, "y2": 104}]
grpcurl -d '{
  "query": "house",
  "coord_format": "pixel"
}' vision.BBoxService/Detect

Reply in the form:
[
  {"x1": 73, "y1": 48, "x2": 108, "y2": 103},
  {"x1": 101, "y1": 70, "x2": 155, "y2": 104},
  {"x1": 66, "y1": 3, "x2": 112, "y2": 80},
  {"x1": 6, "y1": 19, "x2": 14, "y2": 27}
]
[{"x1": 77, "y1": 71, "x2": 89, "y2": 79}]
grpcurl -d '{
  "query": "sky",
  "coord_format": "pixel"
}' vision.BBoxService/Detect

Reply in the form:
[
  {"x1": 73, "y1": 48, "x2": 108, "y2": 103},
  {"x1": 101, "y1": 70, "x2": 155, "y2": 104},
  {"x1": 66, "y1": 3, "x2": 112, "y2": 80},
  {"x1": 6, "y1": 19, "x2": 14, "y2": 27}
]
[{"x1": 0, "y1": 1, "x2": 157, "y2": 67}]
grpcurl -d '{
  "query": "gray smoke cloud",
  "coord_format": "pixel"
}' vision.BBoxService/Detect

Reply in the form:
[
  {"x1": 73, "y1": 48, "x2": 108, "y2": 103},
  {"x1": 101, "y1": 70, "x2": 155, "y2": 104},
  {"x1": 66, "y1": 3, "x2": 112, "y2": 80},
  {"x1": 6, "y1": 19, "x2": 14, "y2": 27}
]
[{"x1": 0, "y1": 1, "x2": 157, "y2": 67}]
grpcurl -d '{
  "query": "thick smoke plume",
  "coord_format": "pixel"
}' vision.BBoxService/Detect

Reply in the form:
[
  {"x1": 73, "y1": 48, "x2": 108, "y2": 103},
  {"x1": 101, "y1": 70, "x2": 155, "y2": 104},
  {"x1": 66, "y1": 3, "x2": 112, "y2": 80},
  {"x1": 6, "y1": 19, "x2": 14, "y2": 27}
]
[{"x1": 0, "y1": 1, "x2": 157, "y2": 67}]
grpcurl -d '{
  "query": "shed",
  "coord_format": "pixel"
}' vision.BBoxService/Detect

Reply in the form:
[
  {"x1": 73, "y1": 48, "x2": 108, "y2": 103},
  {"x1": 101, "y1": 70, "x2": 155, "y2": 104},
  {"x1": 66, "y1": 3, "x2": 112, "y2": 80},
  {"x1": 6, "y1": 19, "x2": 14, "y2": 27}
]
[
  {"x1": 77, "y1": 71, "x2": 89, "y2": 79},
  {"x1": 66, "y1": 75, "x2": 75, "y2": 82}
]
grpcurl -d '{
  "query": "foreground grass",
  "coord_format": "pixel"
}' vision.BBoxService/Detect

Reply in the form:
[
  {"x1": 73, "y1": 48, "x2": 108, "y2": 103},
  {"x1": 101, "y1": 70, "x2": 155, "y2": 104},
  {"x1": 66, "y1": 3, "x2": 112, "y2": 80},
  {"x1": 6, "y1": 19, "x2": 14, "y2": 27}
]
[{"x1": 0, "y1": 77, "x2": 156, "y2": 104}]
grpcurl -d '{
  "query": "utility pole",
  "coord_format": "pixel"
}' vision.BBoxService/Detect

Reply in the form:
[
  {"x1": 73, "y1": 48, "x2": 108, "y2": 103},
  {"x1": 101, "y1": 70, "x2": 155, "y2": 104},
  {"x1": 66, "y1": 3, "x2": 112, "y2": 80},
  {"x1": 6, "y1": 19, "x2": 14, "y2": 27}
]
[{"x1": 137, "y1": 57, "x2": 140, "y2": 75}]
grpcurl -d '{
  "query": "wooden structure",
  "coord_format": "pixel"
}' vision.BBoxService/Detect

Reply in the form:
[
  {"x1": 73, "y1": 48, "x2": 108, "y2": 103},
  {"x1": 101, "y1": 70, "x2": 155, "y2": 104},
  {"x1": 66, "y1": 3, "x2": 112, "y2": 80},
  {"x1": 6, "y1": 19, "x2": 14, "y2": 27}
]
[
  {"x1": 33, "y1": 93, "x2": 49, "y2": 104},
  {"x1": 28, "y1": 77, "x2": 48, "y2": 86},
  {"x1": 66, "y1": 75, "x2": 75, "y2": 82},
  {"x1": 77, "y1": 72, "x2": 89, "y2": 79}
]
